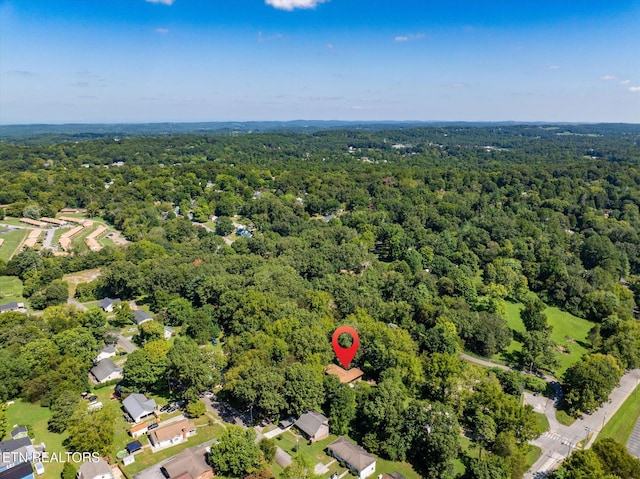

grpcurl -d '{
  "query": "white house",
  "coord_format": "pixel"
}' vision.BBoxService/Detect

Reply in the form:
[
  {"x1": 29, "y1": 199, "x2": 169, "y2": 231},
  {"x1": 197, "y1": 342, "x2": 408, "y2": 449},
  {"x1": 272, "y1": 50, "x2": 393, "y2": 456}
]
[
  {"x1": 122, "y1": 393, "x2": 156, "y2": 423},
  {"x1": 95, "y1": 344, "x2": 117, "y2": 362},
  {"x1": 327, "y1": 437, "x2": 376, "y2": 479},
  {"x1": 163, "y1": 326, "x2": 175, "y2": 340},
  {"x1": 148, "y1": 419, "x2": 196, "y2": 451},
  {"x1": 90, "y1": 359, "x2": 123, "y2": 384},
  {"x1": 98, "y1": 298, "x2": 121, "y2": 313}
]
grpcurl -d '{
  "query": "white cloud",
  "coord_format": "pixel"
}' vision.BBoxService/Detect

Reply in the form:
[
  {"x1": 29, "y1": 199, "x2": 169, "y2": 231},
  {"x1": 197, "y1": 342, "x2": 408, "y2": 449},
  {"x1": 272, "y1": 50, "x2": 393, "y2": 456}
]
[
  {"x1": 394, "y1": 33, "x2": 425, "y2": 42},
  {"x1": 265, "y1": 0, "x2": 327, "y2": 11},
  {"x1": 620, "y1": 79, "x2": 630, "y2": 85},
  {"x1": 155, "y1": 28, "x2": 169, "y2": 34},
  {"x1": 146, "y1": 0, "x2": 175, "y2": 5},
  {"x1": 547, "y1": 65, "x2": 560, "y2": 70},
  {"x1": 257, "y1": 31, "x2": 283, "y2": 42},
  {"x1": 600, "y1": 75, "x2": 617, "y2": 81},
  {"x1": 629, "y1": 86, "x2": 640, "y2": 92},
  {"x1": 445, "y1": 82, "x2": 467, "y2": 88}
]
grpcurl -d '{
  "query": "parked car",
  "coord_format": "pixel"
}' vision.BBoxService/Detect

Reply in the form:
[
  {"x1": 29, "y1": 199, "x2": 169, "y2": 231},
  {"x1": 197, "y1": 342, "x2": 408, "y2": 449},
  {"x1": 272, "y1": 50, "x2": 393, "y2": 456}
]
[
  {"x1": 159, "y1": 405, "x2": 171, "y2": 413},
  {"x1": 88, "y1": 395, "x2": 98, "y2": 403},
  {"x1": 147, "y1": 423, "x2": 159, "y2": 430}
]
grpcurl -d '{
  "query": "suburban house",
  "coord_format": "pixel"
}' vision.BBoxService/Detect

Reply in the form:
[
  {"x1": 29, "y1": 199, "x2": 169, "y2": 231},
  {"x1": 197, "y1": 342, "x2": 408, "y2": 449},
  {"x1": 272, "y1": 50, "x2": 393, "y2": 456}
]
[
  {"x1": 160, "y1": 445, "x2": 214, "y2": 479},
  {"x1": 327, "y1": 437, "x2": 376, "y2": 479},
  {"x1": 125, "y1": 441, "x2": 143, "y2": 455},
  {"x1": 294, "y1": 411, "x2": 330, "y2": 442},
  {"x1": 0, "y1": 462, "x2": 34, "y2": 479},
  {"x1": 76, "y1": 458, "x2": 113, "y2": 479},
  {"x1": 95, "y1": 344, "x2": 117, "y2": 362},
  {"x1": 122, "y1": 393, "x2": 157, "y2": 423},
  {"x1": 325, "y1": 364, "x2": 364, "y2": 384},
  {"x1": 132, "y1": 310, "x2": 153, "y2": 325},
  {"x1": 148, "y1": 419, "x2": 196, "y2": 450},
  {"x1": 98, "y1": 298, "x2": 121, "y2": 313},
  {"x1": 0, "y1": 438, "x2": 34, "y2": 472},
  {"x1": 129, "y1": 423, "x2": 149, "y2": 438},
  {"x1": 163, "y1": 326, "x2": 175, "y2": 340},
  {"x1": 90, "y1": 359, "x2": 123, "y2": 384},
  {"x1": 9, "y1": 428, "x2": 28, "y2": 440},
  {"x1": 0, "y1": 303, "x2": 27, "y2": 314}
]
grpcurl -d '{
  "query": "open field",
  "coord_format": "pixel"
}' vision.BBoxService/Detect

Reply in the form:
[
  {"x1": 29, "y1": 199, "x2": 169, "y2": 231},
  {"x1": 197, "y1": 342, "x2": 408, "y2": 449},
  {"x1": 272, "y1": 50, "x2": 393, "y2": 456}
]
[
  {"x1": 5, "y1": 399, "x2": 68, "y2": 479},
  {"x1": 0, "y1": 227, "x2": 28, "y2": 260},
  {"x1": 62, "y1": 268, "x2": 102, "y2": 297},
  {"x1": 598, "y1": 384, "x2": 640, "y2": 445},
  {"x1": 496, "y1": 302, "x2": 593, "y2": 376},
  {"x1": 0, "y1": 276, "x2": 24, "y2": 304}
]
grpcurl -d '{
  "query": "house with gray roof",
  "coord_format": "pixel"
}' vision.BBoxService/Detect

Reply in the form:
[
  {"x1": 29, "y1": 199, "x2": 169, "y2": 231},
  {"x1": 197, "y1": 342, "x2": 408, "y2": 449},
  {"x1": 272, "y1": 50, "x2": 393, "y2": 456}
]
[
  {"x1": 294, "y1": 410, "x2": 329, "y2": 442},
  {"x1": 0, "y1": 462, "x2": 34, "y2": 479},
  {"x1": 95, "y1": 344, "x2": 117, "y2": 363},
  {"x1": 0, "y1": 438, "x2": 34, "y2": 473},
  {"x1": 132, "y1": 310, "x2": 153, "y2": 325},
  {"x1": 76, "y1": 458, "x2": 112, "y2": 479},
  {"x1": 98, "y1": 298, "x2": 120, "y2": 313},
  {"x1": 9, "y1": 428, "x2": 28, "y2": 441},
  {"x1": 327, "y1": 437, "x2": 376, "y2": 479},
  {"x1": 90, "y1": 359, "x2": 122, "y2": 384},
  {"x1": 0, "y1": 303, "x2": 26, "y2": 314},
  {"x1": 122, "y1": 393, "x2": 156, "y2": 423}
]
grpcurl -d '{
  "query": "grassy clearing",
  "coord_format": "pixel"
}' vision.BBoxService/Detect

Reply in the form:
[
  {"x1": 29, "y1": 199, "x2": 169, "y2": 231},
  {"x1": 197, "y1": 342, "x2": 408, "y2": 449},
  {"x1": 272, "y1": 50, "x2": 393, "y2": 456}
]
[
  {"x1": 62, "y1": 268, "x2": 102, "y2": 297},
  {"x1": 0, "y1": 228, "x2": 28, "y2": 260},
  {"x1": 496, "y1": 302, "x2": 593, "y2": 376},
  {"x1": 0, "y1": 218, "x2": 29, "y2": 227},
  {"x1": 556, "y1": 408, "x2": 576, "y2": 427},
  {"x1": 526, "y1": 445, "x2": 542, "y2": 468},
  {"x1": 5, "y1": 399, "x2": 67, "y2": 479},
  {"x1": 0, "y1": 276, "x2": 24, "y2": 303},
  {"x1": 533, "y1": 412, "x2": 550, "y2": 435},
  {"x1": 599, "y1": 385, "x2": 640, "y2": 445}
]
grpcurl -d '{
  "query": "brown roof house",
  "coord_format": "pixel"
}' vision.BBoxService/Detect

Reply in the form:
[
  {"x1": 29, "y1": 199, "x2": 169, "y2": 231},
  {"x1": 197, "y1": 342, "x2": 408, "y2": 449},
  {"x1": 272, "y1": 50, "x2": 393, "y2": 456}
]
[
  {"x1": 325, "y1": 364, "x2": 364, "y2": 384},
  {"x1": 148, "y1": 419, "x2": 196, "y2": 451},
  {"x1": 76, "y1": 458, "x2": 113, "y2": 479},
  {"x1": 327, "y1": 437, "x2": 376, "y2": 479},
  {"x1": 160, "y1": 445, "x2": 213, "y2": 479},
  {"x1": 294, "y1": 411, "x2": 329, "y2": 442}
]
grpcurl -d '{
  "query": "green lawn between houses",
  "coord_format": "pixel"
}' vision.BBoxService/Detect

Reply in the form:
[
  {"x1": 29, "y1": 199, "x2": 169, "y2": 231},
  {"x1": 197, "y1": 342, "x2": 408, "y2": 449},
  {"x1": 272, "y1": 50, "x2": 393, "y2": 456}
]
[
  {"x1": 495, "y1": 302, "x2": 593, "y2": 377},
  {"x1": 0, "y1": 276, "x2": 24, "y2": 304},
  {"x1": 273, "y1": 430, "x2": 421, "y2": 478}
]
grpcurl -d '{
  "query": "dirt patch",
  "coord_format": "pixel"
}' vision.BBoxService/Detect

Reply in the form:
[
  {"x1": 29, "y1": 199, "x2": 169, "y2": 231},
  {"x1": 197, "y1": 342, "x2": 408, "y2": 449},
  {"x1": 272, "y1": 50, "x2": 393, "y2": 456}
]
[{"x1": 62, "y1": 268, "x2": 102, "y2": 297}]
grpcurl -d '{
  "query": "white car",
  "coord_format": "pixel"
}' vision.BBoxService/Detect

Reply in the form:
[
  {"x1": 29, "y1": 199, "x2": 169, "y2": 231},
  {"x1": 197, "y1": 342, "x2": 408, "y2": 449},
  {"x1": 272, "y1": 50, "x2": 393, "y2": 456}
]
[{"x1": 34, "y1": 462, "x2": 45, "y2": 475}]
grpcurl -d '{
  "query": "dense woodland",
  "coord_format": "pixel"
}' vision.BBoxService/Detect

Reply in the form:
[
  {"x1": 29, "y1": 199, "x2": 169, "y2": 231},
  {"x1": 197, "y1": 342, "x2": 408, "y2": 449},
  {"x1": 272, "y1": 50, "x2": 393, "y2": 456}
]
[{"x1": 1, "y1": 124, "x2": 640, "y2": 478}]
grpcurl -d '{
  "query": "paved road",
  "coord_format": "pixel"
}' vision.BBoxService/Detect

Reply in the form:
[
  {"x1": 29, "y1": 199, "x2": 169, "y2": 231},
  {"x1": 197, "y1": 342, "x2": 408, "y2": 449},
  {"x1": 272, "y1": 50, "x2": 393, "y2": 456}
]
[
  {"x1": 42, "y1": 228, "x2": 56, "y2": 250},
  {"x1": 460, "y1": 353, "x2": 640, "y2": 478},
  {"x1": 67, "y1": 298, "x2": 88, "y2": 311},
  {"x1": 526, "y1": 368, "x2": 640, "y2": 478}
]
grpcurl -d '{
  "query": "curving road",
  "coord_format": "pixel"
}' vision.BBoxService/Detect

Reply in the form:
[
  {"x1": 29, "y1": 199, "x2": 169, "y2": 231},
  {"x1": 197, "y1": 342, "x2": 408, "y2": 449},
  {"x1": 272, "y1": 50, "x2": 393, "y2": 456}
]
[{"x1": 460, "y1": 353, "x2": 640, "y2": 478}]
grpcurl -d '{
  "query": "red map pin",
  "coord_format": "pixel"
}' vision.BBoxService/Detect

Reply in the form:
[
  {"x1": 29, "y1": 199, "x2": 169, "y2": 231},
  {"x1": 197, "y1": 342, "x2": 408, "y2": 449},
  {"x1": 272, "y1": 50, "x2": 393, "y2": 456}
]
[{"x1": 332, "y1": 326, "x2": 360, "y2": 369}]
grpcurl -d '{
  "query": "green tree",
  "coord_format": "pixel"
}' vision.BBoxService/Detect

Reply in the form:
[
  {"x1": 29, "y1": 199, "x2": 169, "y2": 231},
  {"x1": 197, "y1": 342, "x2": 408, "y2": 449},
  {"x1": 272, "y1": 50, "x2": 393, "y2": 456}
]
[
  {"x1": 328, "y1": 384, "x2": 356, "y2": 435},
  {"x1": 48, "y1": 394, "x2": 82, "y2": 433},
  {"x1": 186, "y1": 400, "x2": 206, "y2": 418},
  {"x1": 520, "y1": 297, "x2": 548, "y2": 332},
  {"x1": 563, "y1": 354, "x2": 623, "y2": 415},
  {"x1": 592, "y1": 438, "x2": 640, "y2": 479},
  {"x1": 259, "y1": 438, "x2": 277, "y2": 464},
  {"x1": 521, "y1": 330, "x2": 557, "y2": 373},
  {"x1": 0, "y1": 403, "x2": 7, "y2": 439},
  {"x1": 65, "y1": 407, "x2": 116, "y2": 455},
  {"x1": 208, "y1": 426, "x2": 261, "y2": 477},
  {"x1": 134, "y1": 320, "x2": 165, "y2": 346},
  {"x1": 61, "y1": 462, "x2": 77, "y2": 479},
  {"x1": 215, "y1": 216, "x2": 234, "y2": 236},
  {"x1": 165, "y1": 298, "x2": 194, "y2": 326},
  {"x1": 282, "y1": 363, "x2": 324, "y2": 417}
]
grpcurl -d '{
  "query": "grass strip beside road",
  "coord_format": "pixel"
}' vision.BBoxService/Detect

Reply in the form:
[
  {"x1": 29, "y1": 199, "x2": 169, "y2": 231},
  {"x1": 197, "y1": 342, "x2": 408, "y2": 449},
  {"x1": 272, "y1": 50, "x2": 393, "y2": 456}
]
[{"x1": 598, "y1": 384, "x2": 640, "y2": 445}]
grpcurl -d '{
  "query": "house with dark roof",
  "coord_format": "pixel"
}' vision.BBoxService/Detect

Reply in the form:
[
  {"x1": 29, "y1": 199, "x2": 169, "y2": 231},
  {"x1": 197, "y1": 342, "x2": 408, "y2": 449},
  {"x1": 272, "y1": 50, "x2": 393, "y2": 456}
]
[
  {"x1": 98, "y1": 298, "x2": 121, "y2": 313},
  {"x1": 90, "y1": 359, "x2": 123, "y2": 384},
  {"x1": 132, "y1": 310, "x2": 153, "y2": 325},
  {"x1": 122, "y1": 393, "x2": 156, "y2": 423},
  {"x1": 327, "y1": 437, "x2": 376, "y2": 479},
  {"x1": 95, "y1": 344, "x2": 117, "y2": 363},
  {"x1": 0, "y1": 438, "x2": 34, "y2": 473},
  {"x1": 0, "y1": 302, "x2": 26, "y2": 314},
  {"x1": 125, "y1": 441, "x2": 143, "y2": 455},
  {"x1": 9, "y1": 428, "x2": 28, "y2": 440},
  {"x1": 76, "y1": 458, "x2": 112, "y2": 479},
  {"x1": 294, "y1": 411, "x2": 329, "y2": 442},
  {"x1": 0, "y1": 462, "x2": 34, "y2": 479},
  {"x1": 160, "y1": 445, "x2": 213, "y2": 479},
  {"x1": 148, "y1": 419, "x2": 196, "y2": 451}
]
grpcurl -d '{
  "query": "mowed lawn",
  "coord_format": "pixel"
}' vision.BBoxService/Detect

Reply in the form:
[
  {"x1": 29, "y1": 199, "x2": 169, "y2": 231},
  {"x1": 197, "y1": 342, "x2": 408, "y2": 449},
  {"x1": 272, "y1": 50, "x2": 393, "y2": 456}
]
[
  {"x1": 5, "y1": 399, "x2": 68, "y2": 479},
  {"x1": 495, "y1": 302, "x2": 593, "y2": 376},
  {"x1": 599, "y1": 385, "x2": 640, "y2": 445},
  {"x1": 0, "y1": 228, "x2": 28, "y2": 260},
  {"x1": 0, "y1": 276, "x2": 24, "y2": 304},
  {"x1": 273, "y1": 430, "x2": 421, "y2": 478}
]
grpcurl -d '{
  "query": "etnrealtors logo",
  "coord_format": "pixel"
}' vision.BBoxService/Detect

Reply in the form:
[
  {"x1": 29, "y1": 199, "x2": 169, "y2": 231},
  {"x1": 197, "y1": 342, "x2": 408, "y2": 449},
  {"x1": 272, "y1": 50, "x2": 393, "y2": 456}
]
[{"x1": 2, "y1": 452, "x2": 101, "y2": 464}]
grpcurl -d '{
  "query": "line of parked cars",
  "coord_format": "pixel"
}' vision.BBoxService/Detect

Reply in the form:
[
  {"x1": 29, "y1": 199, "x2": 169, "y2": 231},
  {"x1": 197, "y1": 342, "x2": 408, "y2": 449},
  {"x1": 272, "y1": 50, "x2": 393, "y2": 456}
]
[{"x1": 159, "y1": 400, "x2": 184, "y2": 414}]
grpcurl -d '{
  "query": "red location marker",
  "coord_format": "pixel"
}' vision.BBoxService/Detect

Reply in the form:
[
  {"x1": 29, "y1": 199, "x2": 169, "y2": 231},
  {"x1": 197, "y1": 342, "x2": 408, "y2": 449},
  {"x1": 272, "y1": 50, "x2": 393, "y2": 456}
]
[{"x1": 332, "y1": 326, "x2": 360, "y2": 369}]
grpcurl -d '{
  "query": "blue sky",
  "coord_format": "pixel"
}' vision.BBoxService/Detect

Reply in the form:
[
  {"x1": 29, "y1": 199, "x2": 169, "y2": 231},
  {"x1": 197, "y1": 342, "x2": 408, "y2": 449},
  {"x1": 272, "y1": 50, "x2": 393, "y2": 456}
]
[{"x1": 1, "y1": 0, "x2": 639, "y2": 124}]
